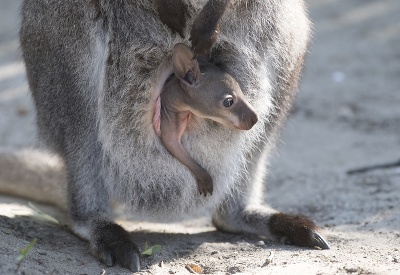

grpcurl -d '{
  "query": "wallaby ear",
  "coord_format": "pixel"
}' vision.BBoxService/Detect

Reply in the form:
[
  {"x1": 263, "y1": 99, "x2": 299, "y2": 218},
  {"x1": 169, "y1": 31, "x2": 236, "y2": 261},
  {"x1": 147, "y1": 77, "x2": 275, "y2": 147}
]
[{"x1": 172, "y1": 43, "x2": 201, "y2": 86}]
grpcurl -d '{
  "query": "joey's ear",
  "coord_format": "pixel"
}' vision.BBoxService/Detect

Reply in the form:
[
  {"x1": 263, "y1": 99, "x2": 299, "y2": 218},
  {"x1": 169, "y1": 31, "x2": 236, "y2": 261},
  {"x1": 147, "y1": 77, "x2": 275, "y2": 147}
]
[{"x1": 172, "y1": 43, "x2": 201, "y2": 86}]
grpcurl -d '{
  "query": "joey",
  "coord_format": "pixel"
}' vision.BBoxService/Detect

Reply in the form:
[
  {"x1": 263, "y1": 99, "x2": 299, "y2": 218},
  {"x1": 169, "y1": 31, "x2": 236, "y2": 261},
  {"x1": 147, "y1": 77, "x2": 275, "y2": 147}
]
[{"x1": 154, "y1": 43, "x2": 258, "y2": 195}]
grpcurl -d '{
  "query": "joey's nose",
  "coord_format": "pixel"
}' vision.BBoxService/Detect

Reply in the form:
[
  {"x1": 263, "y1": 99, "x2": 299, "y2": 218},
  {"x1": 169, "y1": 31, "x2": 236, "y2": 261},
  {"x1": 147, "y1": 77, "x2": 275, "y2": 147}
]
[
  {"x1": 250, "y1": 113, "x2": 258, "y2": 127},
  {"x1": 237, "y1": 111, "x2": 258, "y2": 130},
  {"x1": 247, "y1": 112, "x2": 258, "y2": 129}
]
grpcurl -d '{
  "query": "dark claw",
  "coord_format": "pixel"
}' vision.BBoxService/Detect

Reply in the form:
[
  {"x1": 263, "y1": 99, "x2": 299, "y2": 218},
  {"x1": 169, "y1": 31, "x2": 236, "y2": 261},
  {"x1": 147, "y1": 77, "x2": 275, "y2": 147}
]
[
  {"x1": 128, "y1": 252, "x2": 141, "y2": 273},
  {"x1": 94, "y1": 242, "x2": 114, "y2": 266},
  {"x1": 198, "y1": 188, "x2": 212, "y2": 196},
  {"x1": 199, "y1": 188, "x2": 209, "y2": 196},
  {"x1": 201, "y1": 188, "x2": 213, "y2": 196},
  {"x1": 197, "y1": 177, "x2": 213, "y2": 196},
  {"x1": 310, "y1": 230, "x2": 330, "y2": 250}
]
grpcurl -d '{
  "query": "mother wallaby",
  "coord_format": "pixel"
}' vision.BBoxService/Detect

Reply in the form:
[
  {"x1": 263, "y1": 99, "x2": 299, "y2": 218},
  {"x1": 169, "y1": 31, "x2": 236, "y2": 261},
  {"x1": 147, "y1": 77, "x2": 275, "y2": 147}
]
[{"x1": 16, "y1": 0, "x2": 329, "y2": 272}]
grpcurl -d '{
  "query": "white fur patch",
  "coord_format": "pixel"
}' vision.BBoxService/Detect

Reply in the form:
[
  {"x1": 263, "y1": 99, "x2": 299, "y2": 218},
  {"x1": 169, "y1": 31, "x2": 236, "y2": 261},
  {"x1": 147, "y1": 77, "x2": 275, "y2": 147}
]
[{"x1": 71, "y1": 222, "x2": 90, "y2": 240}]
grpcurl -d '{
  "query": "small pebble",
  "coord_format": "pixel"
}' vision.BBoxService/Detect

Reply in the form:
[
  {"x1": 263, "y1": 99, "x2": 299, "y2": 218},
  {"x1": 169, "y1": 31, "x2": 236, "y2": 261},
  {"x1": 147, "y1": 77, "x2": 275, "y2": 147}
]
[
  {"x1": 262, "y1": 251, "x2": 274, "y2": 267},
  {"x1": 256, "y1": 240, "x2": 265, "y2": 246},
  {"x1": 263, "y1": 258, "x2": 272, "y2": 266},
  {"x1": 344, "y1": 267, "x2": 358, "y2": 273},
  {"x1": 227, "y1": 266, "x2": 241, "y2": 273}
]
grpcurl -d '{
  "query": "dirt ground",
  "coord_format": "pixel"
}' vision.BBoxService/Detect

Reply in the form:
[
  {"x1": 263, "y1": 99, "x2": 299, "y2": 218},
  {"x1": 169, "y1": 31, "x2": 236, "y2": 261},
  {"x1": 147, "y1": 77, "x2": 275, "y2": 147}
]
[{"x1": 1, "y1": 0, "x2": 399, "y2": 274}]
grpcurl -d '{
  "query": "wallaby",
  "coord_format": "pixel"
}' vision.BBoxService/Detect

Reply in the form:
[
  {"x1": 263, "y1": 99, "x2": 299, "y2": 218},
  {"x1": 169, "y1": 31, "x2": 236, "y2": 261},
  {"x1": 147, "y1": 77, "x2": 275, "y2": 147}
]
[
  {"x1": 155, "y1": 43, "x2": 258, "y2": 196},
  {"x1": 0, "y1": 0, "x2": 330, "y2": 272}
]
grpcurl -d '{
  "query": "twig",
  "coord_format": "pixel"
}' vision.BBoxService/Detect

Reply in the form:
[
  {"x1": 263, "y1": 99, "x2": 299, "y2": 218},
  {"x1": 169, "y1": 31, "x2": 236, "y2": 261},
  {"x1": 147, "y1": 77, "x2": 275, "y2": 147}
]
[{"x1": 347, "y1": 159, "x2": 400, "y2": 175}]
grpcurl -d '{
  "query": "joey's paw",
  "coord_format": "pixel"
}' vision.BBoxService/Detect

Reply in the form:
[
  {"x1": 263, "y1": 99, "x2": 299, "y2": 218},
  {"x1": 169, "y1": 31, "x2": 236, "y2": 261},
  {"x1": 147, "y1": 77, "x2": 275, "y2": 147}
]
[
  {"x1": 197, "y1": 177, "x2": 213, "y2": 196},
  {"x1": 90, "y1": 220, "x2": 141, "y2": 272},
  {"x1": 268, "y1": 213, "x2": 330, "y2": 250}
]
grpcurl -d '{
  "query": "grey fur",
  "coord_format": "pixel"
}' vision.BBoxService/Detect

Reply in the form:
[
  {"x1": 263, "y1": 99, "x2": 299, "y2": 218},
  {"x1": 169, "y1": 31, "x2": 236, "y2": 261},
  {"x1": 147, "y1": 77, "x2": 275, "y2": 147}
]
[{"x1": 3, "y1": 0, "x2": 328, "y2": 271}]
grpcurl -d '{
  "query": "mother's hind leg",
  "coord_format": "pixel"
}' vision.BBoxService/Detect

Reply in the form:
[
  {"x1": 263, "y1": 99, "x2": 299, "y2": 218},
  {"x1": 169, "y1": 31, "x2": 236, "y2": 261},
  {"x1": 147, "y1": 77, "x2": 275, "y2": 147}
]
[{"x1": 212, "y1": 144, "x2": 329, "y2": 249}]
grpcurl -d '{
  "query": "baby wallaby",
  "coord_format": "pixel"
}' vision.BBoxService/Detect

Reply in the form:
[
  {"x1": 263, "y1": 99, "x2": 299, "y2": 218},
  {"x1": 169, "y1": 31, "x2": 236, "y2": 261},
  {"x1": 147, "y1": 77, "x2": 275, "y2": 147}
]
[{"x1": 154, "y1": 43, "x2": 258, "y2": 196}]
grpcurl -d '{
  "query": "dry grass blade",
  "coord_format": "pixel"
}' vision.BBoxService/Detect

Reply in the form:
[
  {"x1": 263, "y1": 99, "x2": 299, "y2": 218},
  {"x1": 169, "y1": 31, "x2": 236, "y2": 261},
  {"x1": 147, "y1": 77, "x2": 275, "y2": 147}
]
[{"x1": 28, "y1": 202, "x2": 60, "y2": 225}]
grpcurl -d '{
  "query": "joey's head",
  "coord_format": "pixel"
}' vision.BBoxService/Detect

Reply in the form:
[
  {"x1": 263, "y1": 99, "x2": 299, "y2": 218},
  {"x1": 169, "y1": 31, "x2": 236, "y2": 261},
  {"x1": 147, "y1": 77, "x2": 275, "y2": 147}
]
[{"x1": 172, "y1": 43, "x2": 258, "y2": 130}]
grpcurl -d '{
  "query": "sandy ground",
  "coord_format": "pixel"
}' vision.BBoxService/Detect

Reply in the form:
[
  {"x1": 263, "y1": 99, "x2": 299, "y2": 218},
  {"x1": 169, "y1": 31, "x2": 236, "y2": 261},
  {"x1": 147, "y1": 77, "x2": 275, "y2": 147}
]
[{"x1": 1, "y1": 0, "x2": 400, "y2": 274}]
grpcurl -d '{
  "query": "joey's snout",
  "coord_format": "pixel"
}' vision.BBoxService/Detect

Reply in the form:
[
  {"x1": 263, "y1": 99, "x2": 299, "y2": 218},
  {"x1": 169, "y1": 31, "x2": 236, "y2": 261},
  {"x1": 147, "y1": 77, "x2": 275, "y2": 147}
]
[
  {"x1": 232, "y1": 101, "x2": 258, "y2": 130},
  {"x1": 236, "y1": 110, "x2": 258, "y2": 130}
]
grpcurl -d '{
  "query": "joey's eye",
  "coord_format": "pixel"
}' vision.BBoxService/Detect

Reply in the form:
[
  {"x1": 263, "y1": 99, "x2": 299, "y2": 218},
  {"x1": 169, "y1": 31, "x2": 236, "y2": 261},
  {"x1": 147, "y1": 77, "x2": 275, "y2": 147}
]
[{"x1": 223, "y1": 97, "x2": 234, "y2": 107}]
